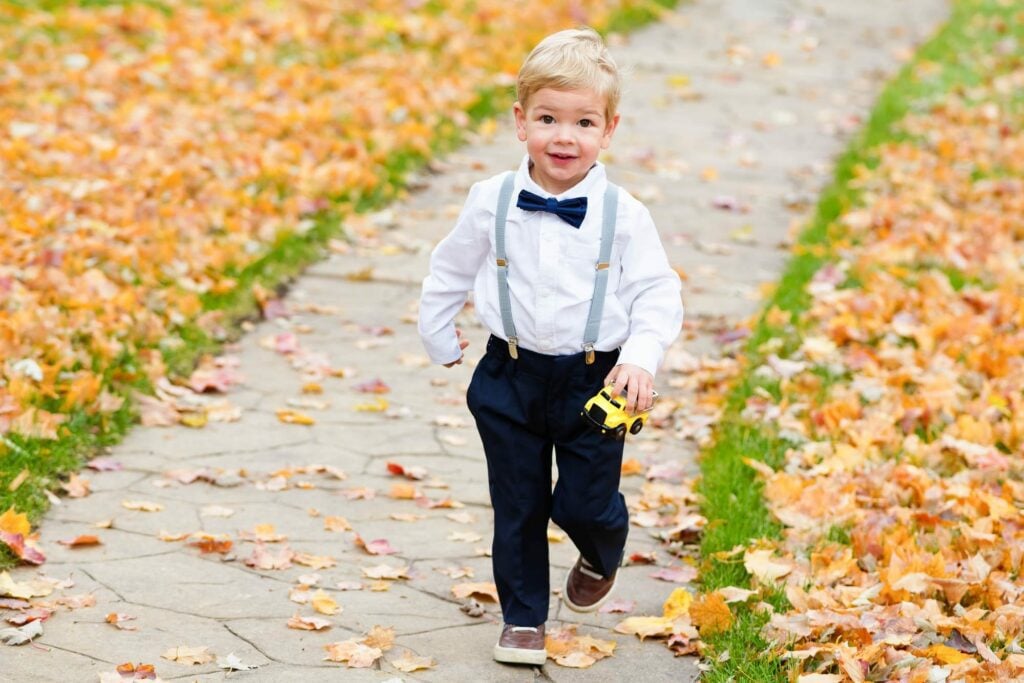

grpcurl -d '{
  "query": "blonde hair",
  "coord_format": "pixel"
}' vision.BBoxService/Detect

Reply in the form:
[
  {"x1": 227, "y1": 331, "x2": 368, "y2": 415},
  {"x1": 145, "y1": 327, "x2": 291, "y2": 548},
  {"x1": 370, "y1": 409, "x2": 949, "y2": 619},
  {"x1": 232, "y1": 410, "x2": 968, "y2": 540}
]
[{"x1": 516, "y1": 27, "x2": 621, "y2": 119}]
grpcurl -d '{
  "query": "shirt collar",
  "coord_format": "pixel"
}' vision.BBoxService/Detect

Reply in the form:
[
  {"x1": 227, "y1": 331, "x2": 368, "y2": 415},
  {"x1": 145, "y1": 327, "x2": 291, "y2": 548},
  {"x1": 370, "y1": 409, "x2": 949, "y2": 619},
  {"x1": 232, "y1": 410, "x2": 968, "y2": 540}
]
[{"x1": 516, "y1": 154, "x2": 606, "y2": 200}]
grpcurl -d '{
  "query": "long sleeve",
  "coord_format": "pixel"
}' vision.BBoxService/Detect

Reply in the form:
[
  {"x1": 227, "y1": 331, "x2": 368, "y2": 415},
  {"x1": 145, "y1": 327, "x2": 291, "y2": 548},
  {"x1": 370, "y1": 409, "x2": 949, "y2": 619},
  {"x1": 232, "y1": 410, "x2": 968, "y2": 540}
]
[
  {"x1": 613, "y1": 204, "x2": 683, "y2": 377},
  {"x1": 417, "y1": 182, "x2": 492, "y2": 365}
]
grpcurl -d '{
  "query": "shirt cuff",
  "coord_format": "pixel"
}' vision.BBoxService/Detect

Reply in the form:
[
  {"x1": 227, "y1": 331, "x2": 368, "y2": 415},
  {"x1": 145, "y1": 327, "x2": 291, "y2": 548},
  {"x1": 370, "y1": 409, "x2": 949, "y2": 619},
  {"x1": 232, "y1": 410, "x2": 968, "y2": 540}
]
[
  {"x1": 420, "y1": 329, "x2": 464, "y2": 366},
  {"x1": 616, "y1": 336, "x2": 665, "y2": 379}
]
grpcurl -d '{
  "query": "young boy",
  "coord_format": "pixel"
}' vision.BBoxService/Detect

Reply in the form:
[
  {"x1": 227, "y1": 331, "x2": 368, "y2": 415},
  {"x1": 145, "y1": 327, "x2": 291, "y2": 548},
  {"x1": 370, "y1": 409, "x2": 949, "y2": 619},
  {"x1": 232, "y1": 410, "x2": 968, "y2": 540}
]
[{"x1": 418, "y1": 27, "x2": 683, "y2": 665}]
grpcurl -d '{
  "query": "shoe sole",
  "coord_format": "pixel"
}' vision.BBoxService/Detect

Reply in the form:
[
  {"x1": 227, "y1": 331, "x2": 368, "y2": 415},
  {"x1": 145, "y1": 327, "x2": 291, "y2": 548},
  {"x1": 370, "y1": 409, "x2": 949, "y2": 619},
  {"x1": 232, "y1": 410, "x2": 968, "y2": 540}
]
[
  {"x1": 561, "y1": 563, "x2": 617, "y2": 613},
  {"x1": 493, "y1": 644, "x2": 548, "y2": 665}
]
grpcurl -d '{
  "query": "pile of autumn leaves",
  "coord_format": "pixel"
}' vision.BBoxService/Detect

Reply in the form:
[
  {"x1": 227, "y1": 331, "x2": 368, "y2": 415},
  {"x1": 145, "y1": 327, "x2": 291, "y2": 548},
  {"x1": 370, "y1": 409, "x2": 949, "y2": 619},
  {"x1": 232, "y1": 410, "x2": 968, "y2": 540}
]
[
  {"x1": 0, "y1": 0, "x2": 645, "y2": 439},
  {"x1": 737, "y1": 20, "x2": 1024, "y2": 682}
]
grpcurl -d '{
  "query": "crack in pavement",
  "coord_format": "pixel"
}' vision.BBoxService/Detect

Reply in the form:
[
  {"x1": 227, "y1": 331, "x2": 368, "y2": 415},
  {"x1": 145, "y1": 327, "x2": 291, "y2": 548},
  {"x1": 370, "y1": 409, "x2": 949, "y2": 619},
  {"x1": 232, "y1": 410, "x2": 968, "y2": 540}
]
[{"x1": 35, "y1": 641, "x2": 116, "y2": 666}]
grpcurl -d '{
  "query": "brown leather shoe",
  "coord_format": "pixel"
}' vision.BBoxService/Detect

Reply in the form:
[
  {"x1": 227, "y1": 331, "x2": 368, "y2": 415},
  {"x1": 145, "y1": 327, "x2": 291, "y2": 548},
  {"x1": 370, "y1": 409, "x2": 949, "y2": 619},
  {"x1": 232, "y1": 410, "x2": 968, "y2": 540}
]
[
  {"x1": 493, "y1": 623, "x2": 547, "y2": 665},
  {"x1": 563, "y1": 556, "x2": 616, "y2": 612}
]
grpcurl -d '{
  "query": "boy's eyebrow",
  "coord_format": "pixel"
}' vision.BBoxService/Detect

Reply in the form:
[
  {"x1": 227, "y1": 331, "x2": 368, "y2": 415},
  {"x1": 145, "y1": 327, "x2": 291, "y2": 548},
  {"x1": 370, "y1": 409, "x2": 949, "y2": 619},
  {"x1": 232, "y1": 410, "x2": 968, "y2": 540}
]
[{"x1": 532, "y1": 104, "x2": 604, "y2": 117}]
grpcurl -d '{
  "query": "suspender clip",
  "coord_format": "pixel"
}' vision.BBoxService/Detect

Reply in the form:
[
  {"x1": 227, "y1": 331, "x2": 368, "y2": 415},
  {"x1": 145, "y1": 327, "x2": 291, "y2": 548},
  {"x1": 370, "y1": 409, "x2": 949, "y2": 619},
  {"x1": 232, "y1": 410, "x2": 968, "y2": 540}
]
[
  {"x1": 583, "y1": 342, "x2": 595, "y2": 365},
  {"x1": 508, "y1": 336, "x2": 519, "y2": 360}
]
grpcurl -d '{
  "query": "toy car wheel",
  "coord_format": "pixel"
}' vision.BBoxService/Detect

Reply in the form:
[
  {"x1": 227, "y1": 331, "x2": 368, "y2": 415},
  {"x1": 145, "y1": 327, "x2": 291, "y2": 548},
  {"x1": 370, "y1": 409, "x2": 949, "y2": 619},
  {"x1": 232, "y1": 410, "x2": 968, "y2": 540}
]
[
  {"x1": 614, "y1": 425, "x2": 627, "y2": 440},
  {"x1": 629, "y1": 420, "x2": 643, "y2": 435}
]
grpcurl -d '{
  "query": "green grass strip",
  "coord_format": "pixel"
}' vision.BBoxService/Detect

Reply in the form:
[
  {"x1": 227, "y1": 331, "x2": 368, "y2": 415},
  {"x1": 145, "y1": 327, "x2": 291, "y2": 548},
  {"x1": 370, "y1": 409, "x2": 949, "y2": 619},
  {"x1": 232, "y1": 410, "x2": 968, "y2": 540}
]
[{"x1": 696, "y1": 1, "x2": 1020, "y2": 680}]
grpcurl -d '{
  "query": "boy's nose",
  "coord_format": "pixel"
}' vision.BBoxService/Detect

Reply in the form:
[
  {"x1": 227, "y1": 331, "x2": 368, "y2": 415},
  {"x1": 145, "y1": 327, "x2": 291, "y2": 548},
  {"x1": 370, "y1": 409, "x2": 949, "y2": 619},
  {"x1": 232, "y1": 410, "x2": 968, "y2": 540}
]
[{"x1": 552, "y1": 124, "x2": 575, "y2": 143}]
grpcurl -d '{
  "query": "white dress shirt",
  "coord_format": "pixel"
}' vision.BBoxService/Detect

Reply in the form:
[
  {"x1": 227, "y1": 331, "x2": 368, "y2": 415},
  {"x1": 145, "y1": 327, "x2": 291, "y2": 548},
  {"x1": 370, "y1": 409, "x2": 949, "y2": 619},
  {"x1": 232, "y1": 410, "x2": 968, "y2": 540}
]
[{"x1": 418, "y1": 155, "x2": 683, "y2": 377}]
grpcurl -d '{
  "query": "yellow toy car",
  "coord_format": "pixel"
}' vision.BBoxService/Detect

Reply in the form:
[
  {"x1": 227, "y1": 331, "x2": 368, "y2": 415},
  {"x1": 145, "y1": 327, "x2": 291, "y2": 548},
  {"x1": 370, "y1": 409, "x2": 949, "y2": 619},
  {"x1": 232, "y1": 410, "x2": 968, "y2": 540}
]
[{"x1": 581, "y1": 385, "x2": 657, "y2": 439}]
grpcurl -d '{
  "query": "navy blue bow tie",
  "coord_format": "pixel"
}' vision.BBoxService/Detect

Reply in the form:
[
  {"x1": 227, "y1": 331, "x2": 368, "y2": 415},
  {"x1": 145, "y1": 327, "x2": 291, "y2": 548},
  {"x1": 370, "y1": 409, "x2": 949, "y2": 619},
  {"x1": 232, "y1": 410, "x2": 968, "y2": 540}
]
[{"x1": 516, "y1": 190, "x2": 588, "y2": 228}]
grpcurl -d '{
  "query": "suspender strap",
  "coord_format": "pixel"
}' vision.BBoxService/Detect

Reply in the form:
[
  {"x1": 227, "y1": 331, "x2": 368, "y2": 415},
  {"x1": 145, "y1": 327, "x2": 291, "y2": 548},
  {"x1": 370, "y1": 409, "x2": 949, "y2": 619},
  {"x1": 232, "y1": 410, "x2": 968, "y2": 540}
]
[
  {"x1": 493, "y1": 173, "x2": 618, "y2": 364},
  {"x1": 494, "y1": 172, "x2": 519, "y2": 359},
  {"x1": 582, "y1": 184, "x2": 618, "y2": 363}
]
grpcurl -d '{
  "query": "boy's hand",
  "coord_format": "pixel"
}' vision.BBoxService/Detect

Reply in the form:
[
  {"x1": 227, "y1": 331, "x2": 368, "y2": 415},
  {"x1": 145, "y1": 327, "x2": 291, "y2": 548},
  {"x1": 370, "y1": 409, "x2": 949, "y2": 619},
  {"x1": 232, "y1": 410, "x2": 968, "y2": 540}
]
[
  {"x1": 443, "y1": 328, "x2": 470, "y2": 368},
  {"x1": 604, "y1": 363, "x2": 655, "y2": 413}
]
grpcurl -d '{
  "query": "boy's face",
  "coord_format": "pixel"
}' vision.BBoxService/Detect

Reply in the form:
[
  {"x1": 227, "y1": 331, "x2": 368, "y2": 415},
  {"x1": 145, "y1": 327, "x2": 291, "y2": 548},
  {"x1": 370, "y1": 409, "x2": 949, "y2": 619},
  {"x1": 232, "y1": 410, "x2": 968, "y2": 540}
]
[{"x1": 513, "y1": 87, "x2": 619, "y2": 195}]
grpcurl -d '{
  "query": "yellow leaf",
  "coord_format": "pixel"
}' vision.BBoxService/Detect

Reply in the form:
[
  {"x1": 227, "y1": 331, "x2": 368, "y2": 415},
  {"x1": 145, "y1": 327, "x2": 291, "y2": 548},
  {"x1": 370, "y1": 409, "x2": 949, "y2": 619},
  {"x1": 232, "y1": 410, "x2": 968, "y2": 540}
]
[
  {"x1": 311, "y1": 589, "x2": 341, "y2": 615},
  {"x1": 180, "y1": 411, "x2": 208, "y2": 428},
  {"x1": 613, "y1": 616, "x2": 676, "y2": 640},
  {"x1": 689, "y1": 592, "x2": 733, "y2": 636},
  {"x1": 276, "y1": 409, "x2": 315, "y2": 425},
  {"x1": 354, "y1": 397, "x2": 389, "y2": 413},
  {"x1": 364, "y1": 625, "x2": 395, "y2": 651},
  {"x1": 451, "y1": 582, "x2": 499, "y2": 602},
  {"x1": 0, "y1": 508, "x2": 30, "y2": 536},
  {"x1": 324, "y1": 516, "x2": 352, "y2": 532},
  {"x1": 662, "y1": 588, "x2": 693, "y2": 620},
  {"x1": 160, "y1": 646, "x2": 215, "y2": 665},
  {"x1": 920, "y1": 644, "x2": 971, "y2": 665},
  {"x1": 391, "y1": 651, "x2": 435, "y2": 672}
]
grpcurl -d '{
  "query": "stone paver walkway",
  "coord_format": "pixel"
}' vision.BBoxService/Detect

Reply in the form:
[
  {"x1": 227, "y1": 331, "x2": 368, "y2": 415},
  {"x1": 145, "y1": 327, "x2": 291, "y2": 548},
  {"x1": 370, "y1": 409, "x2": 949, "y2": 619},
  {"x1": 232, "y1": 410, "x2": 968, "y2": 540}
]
[{"x1": 5, "y1": 1, "x2": 946, "y2": 681}]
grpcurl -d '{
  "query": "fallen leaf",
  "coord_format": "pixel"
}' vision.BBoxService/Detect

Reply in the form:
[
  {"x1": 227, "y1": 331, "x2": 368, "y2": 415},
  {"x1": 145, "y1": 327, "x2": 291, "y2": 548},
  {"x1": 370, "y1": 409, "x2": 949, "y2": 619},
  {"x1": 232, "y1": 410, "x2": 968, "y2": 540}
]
[
  {"x1": 0, "y1": 619, "x2": 43, "y2": 645},
  {"x1": 389, "y1": 483, "x2": 419, "y2": 499},
  {"x1": 121, "y1": 500, "x2": 164, "y2": 512},
  {"x1": 0, "y1": 531, "x2": 46, "y2": 565},
  {"x1": 650, "y1": 565, "x2": 698, "y2": 583},
  {"x1": 217, "y1": 653, "x2": 257, "y2": 671},
  {"x1": 352, "y1": 534, "x2": 398, "y2": 555},
  {"x1": 106, "y1": 612, "x2": 138, "y2": 630},
  {"x1": 614, "y1": 616, "x2": 678, "y2": 640},
  {"x1": 451, "y1": 582, "x2": 499, "y2": 602},
  {"x1": 323, "y1": 639, "x2": 383, "y2": 667},
  {"x1": 294, "y1": 554, "x2": 336, "y2": 570},
  {"x1": 621, "y1": 458, "x2": 644, "y2": 476},
  {"x1": 364, "y1": 625, "x2": 395, "y2": 651},
  {"x1": 324, "y1": 516, "x2": 352, "y2": 532},
  {"x1": 86, "y1": 457, "x2": 123, "y2": 472},
  {"x1": 288, "y1": 613, "x2": 332, "y2": 631},
  {"x1": 391, "y1": 650, "x2": 436, "y2": 672},
  {"x1": 362, "y1": 564, "x2": 409, "y2": 580},
  {"x1": 311, "y1": 590, "x2": 341, "y2": 615},
  {"x1": 5, "y1": 607, "x2": 52, "y2": 626},
  {"x1": 57, "y1": 535, "x2": 102, "y2": 547},
  {"x1": 161, "y1": 646, "x2": 215, "y2": 665},
  {"x1": 599, "y1": 599, "x2": 636, "y2": 614},
  {"x1": 240, "y1": 524, "x2": 286, "y2": 542},
  {"x1": 385, "y1": 461, "x2": 428, "y2": 480},
  {"x1": 276, "y1": 409, "x2": 315, "y2": 425},
  {"x1": 244, "y1": 542, "x2": 294, "y2": 570},
  {"x1": 390, "y1": 513, "x2": 425, "y2": 522},
  {"x1": 0, "y1": 509, "x2": 30, "y2": 537},
  {"x1": 354, "y1": 378, "x2": 390, "y2": 394},
  {"x1": 200, "y1": 505, "x2": 234, "y2": 518},
  {"x1": 689, "y1": 592, "x2": 733, "y2": 636}
]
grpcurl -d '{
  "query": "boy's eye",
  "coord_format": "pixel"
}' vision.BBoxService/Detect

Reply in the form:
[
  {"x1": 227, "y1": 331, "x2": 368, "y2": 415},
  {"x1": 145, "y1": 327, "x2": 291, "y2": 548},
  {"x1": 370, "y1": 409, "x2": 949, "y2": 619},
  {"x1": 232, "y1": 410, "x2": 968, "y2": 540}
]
[
  {"x1": 578, "y1": 119, "x2": 594, "y2": 128},
  {"x1": 540, "y1": 115, "x2": 555, "y2": 124}
]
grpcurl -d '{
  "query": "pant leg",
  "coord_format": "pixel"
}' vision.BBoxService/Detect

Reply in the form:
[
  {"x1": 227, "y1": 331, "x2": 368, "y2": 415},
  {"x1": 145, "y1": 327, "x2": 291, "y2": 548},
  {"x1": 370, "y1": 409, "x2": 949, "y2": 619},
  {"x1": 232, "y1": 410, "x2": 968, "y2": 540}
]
[
  {"x1": 549, "y1": 352, "x2": 629, "y2": 578},
  {"x1": 467, "y1": 348, "x2": 552, "y2": 627}
]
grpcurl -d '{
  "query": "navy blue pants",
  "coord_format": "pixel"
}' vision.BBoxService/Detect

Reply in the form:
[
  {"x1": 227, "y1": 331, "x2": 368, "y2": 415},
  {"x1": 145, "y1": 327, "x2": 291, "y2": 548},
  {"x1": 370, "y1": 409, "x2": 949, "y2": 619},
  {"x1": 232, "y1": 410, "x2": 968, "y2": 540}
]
[{"x1": 467, "y1": 336, "x2": 629, "y2": 627}]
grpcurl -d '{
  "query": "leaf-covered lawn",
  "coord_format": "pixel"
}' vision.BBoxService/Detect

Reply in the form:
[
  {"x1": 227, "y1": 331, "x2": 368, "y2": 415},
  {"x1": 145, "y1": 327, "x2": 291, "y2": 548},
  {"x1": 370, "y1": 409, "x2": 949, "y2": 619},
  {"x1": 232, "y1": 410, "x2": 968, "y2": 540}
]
[
  {"x1": 700, "y1": 1, "x2": 1024, "y2": 680},
  {"x1": 0, "y1": 0, "x2": 671, "y2": 525}
]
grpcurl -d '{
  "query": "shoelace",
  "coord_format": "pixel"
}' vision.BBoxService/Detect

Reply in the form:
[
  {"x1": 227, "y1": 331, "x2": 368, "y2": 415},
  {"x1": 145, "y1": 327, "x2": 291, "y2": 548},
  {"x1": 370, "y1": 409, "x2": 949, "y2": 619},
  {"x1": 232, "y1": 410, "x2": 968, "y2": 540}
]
[{"x1": 509, "y1": 626, "x2": 539, "y2": 634}]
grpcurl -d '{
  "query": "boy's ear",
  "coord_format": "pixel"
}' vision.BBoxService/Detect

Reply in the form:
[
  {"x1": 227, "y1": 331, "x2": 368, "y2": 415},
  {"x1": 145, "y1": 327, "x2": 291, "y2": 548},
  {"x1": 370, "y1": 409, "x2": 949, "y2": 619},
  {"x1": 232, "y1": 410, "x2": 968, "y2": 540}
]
[
  {"x1": 513, "y1": 102, "x2": 528, "y2": 142},
  {"x1": 601, "y1": 112, "x2": 621, "y2": 149}
]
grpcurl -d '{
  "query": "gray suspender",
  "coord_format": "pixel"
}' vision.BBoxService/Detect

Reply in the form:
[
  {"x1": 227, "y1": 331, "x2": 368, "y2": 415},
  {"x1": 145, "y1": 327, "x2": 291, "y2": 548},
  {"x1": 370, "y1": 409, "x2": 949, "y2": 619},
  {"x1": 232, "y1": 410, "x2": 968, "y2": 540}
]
[
  {"x1": 494, "y1": 174, "x2": 519, "y2": 359},
  {"x1": 493, "y1": 172, "x2": 619, "y2": 364}
]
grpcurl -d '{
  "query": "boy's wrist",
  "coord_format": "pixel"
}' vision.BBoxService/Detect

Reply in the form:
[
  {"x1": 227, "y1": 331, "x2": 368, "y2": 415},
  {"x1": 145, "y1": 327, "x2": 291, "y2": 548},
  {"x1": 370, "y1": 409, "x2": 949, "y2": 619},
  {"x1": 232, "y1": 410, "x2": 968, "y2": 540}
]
[{"x1": 617, "y1": 336, "x2": 662, "y2": 380}]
